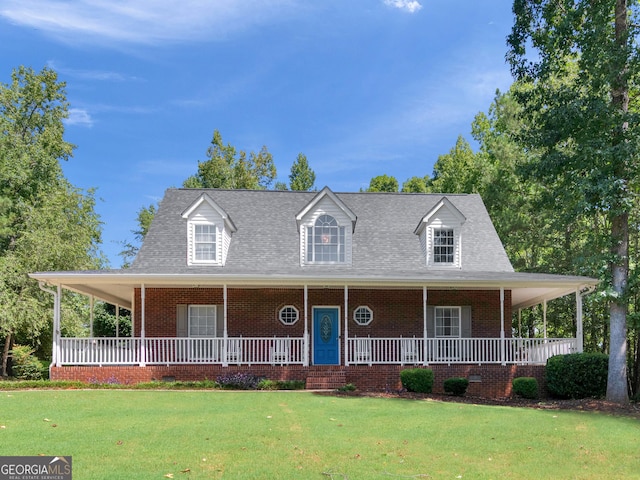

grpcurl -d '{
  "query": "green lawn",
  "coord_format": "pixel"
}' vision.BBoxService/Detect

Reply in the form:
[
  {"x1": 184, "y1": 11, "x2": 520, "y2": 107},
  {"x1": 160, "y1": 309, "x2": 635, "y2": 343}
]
[{"x1": 0, "y1": 390, "x2": 638, "y2": 479}]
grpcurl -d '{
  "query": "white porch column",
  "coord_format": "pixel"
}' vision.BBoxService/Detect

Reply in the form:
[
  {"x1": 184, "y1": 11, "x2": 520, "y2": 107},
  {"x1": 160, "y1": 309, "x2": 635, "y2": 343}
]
[
  {"x1": 576, "y1": 288, "x2": 584, "y2": 352},
  {"x1": 500, "y1": 287, "x2": 506, "y2": 366},
  {"x1": 115, "y1": 304, "x2": 120, "y2": 339},
  {"x1": 543, "y1": 300, "x2": 548, "y2": 340},
  {"x1": 139, "y1": 284, "x2": 146, "y2": 366},
  {"x1": 303, "y1": 285, "x2": 309, "y2": 367},
  {"x1": 344, "y1": 285, "x2": 349, "y2": 366},
  {"x1": 223, "y1": 284, "x2": 228, "y2": 367},
  {"x1": 89, "y1": 295, "x2": 94, "y2": 337},
  {"x1": 518, "y1": 309, "x2": 522, "y2": 338},
  {"x1": 131, "y1": 290, "x2": 135, "y2": 339},
  {"x1": 56, "y1": 285, "x2": 61, "y2": 367},
  {"x1": 423, "y1": 286, "x2": 428, "y2": 366}
]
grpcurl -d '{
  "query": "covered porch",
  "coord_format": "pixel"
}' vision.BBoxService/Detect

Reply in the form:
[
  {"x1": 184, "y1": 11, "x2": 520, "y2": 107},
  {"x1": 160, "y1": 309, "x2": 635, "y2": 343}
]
[{"x1": 31, "y1": 272, "x2": 598, "y2": 372}]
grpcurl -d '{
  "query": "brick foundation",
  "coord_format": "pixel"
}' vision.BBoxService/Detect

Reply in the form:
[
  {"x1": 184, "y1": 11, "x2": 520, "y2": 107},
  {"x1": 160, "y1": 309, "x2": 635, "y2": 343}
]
[{"x1": 50, "y1": 363, "x2": 546, "y2": 399}]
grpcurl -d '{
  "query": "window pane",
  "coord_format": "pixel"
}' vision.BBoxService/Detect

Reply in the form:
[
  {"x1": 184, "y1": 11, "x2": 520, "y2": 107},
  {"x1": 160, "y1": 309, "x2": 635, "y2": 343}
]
[
  {"x1": 433, "y1": 229, "x2": 454, "y2": 263},
  {"x1": 309, "y1": 215, "x2": 345, "y2": 263},
  {"x1": 189, "y1": 305, "x2": 216, "y2": 336},
  {"x1": 194, "y1": 224, "x2": 216, "y2": 261},
  {"x1": 435, "y1": 307, "x2": 460, "y2": 337}
]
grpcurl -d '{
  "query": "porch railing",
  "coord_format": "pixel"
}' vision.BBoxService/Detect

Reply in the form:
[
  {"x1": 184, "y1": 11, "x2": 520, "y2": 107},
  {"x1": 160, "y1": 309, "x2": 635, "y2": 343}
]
[
  {"x1": 56, "y1": 336, "x2": 576, "y2": 367},
  {"x1": 58, "y1": 337, "x2": 305, "y2": 366},
  {"x1": 346, "y1": 337, "x2": 577, "y2": 365}
]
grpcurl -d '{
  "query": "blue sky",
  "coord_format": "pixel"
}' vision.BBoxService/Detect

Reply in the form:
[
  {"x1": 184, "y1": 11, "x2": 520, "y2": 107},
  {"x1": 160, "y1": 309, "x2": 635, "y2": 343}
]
[{"x1": 0, "y1": 0, "x2": 515, "y2": 268}]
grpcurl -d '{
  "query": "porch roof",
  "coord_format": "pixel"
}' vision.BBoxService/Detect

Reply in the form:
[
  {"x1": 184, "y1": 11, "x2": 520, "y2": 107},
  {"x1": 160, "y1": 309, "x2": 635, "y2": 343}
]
[{"x1": 30, "y1": 269, "x2": 598, "y2": 311}]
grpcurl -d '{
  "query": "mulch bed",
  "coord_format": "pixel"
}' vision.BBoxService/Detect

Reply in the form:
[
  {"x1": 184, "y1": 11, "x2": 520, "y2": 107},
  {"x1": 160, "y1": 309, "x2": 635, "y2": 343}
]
[{"x1": 328, "y1": 390, "x2": 640, "y2": 418}]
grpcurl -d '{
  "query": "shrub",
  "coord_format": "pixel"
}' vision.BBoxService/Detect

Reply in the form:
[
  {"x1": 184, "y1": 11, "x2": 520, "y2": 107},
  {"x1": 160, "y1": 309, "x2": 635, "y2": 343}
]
[
  {"x1": 512, "y1": 377, "x2": 538, "y2": 399},
  {"x1": 10, "y1": 345, "x2": 43, "y2": 380},
  {"x1": 400, "y1": 368, "x2": 434, "y2": 393},
  {"x1": 337, "y1": 383, "x2": 356, "y2": 392},
  {"x1": 443, "y1": 377, "x2": 469, "y2": 396},
  {"x1": 546, "y1": 352, "x2": 608, "y2": 399},
  {"x1": 216, "y1": 372, "x2": 263, "y2": 390}
]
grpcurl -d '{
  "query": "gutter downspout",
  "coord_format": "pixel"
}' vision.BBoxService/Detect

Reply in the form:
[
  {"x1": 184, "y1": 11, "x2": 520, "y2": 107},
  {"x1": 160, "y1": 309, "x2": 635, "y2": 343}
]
[
  {"x1": 304, "y1": 285, "x2": 309, "y2": 367},
  {"x1": 500, "y1": 287, "x2": 505, "y2": 366},
  {"x1": 38, "y1": 282, "x2": 60, "y2": 372}
]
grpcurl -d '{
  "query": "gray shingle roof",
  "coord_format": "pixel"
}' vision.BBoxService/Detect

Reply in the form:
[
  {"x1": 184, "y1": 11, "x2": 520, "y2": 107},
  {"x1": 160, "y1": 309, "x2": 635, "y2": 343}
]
[{"x1": 131, "y1": 188, "x2": 514, "y2": 277}]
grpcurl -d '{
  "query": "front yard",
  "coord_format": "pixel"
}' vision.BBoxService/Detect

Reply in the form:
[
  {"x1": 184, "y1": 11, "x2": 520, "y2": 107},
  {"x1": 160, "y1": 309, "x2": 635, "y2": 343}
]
[{"x1": 1, "y1": 390, "x2": 638, "y2": 479}]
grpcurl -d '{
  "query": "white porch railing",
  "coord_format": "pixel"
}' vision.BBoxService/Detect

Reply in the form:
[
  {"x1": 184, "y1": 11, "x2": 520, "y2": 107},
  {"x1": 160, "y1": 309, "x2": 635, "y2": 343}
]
[
  {"x1": 345, "y1": 337, "x2": 577, "y2": 366},
  {"x1": 58, "y1": 337, "x2": 305, "y2": 366},
  {"x1": 56, "y1": 336, "x2": 576, "y2": 366}
]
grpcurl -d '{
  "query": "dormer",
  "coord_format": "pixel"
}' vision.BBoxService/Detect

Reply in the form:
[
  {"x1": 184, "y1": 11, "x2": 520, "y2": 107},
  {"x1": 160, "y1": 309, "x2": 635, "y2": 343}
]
[
  {"x1": 414, "y1": 197, "x2": 466, "y2": 269},
  {"x1": 181, "y1": 193, "x2": 237, "y2": 266},
  {"x1": 296, "y1": 187, "x2": 357, "y2": 266}
]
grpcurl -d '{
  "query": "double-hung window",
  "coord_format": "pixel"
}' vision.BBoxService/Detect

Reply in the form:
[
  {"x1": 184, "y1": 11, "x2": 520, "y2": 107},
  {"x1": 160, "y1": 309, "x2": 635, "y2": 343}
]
[
  {"x1": 194, "y1": 224, "x2": 216, "y2": 262},
  {"x1": 433, "y1": 228, "x2": 455, "y2": 264},
  {"x1": 189, "y1": 305, "x2": 217, "y2": 337},
  {"x1": 306, "y1": 215, "x2": 345, "y2": 263},
  {"x1": 435, "y1": 307, "x2": 461, "y2": 337}
]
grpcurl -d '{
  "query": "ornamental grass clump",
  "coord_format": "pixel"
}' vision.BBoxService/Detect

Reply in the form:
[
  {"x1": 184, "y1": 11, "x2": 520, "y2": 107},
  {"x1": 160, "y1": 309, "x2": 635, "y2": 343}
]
[{"x1": 400, "y1": 368, "x2": 434, "y2": 393}]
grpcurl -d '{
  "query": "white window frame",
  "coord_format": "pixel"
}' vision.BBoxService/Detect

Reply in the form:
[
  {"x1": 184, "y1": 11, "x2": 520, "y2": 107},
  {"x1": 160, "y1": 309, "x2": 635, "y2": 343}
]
[
  {"x1": 353, "y1": 306, "x2": 373, "y2": 326},
  {"x1": 306, "y1": 214, "x2": 346, "y2": 264},
  {"x1": 432, "y1": 227, "x2": 455, "y2": 264},
  {"x1": 188, "y1": 305, "x2": 217, "y2": 337},
  {"x1": 435, "y1": 306, "x2": 461, "y2": 338},
  {"x1": 278, "y1": 305, "x2": 299, "y2": 325},
  {"x1": 192, "y1": 223, "x2": 217, "y2": 263}
]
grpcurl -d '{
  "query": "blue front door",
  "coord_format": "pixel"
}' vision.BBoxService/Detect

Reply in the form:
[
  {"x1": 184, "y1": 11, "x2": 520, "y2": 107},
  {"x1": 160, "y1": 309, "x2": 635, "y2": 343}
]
[{"x1": 313, "y1": 308, "x2": 340, "y2": 365}]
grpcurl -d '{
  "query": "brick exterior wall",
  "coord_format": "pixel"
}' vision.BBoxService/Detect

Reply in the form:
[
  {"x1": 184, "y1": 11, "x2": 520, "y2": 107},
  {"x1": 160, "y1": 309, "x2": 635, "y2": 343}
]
[
  {"x1": 50, "y1": 364, "x2": 546, "y2": 399},
  {"x1": 133, "y1": 287, "x2": 513, "y2": 340},
  {"x1": 52, "y1": 287, "x2": 525, "y2": 399}
]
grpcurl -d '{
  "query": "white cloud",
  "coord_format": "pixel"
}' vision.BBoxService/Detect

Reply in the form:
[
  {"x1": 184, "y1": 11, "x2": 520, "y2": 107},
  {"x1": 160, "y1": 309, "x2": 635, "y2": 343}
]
[
  {"x1": 383, "y1": 0, "x2": 422, "y2": 14},
  {"x1": 65, "y1": 108, "x2": 93, "y2": 127},
  {"x1": 0, "y1": 0, "x2": 299, "y2": 46}
]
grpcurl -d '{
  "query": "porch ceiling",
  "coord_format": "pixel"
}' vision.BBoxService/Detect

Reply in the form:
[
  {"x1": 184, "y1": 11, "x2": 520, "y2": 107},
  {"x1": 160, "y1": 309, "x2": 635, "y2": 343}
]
[{"x1": 30, "y1": 270, "x2": 598, "y2": 311}]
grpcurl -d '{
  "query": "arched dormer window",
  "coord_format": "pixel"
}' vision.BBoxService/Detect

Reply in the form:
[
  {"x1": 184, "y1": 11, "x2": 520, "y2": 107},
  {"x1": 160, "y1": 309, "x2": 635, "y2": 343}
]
[{"x1": 306, "y1": 214, "x2": 345, "y2": 263}]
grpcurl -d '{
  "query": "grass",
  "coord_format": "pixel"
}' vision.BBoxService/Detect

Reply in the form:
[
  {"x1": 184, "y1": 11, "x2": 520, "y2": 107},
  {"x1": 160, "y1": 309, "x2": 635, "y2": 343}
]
[{"x1": 0, "y1": 390, "x2": 638, "y2": 479}]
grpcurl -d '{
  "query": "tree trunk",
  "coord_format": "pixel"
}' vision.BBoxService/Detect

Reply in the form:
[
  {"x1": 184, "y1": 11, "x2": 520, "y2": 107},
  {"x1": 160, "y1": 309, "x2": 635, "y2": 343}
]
[
  {"x1": 606, "y1": 0, "x2": 630, "y2": 404},
  {"x1": 2, "y1": 333, "x2": 12, "y2": 377}
]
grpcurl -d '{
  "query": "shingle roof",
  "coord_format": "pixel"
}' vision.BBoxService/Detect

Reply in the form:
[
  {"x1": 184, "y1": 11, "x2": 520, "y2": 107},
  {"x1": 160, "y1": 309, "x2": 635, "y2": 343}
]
[{"x1": 131, "y1": 188, "x2": 514, "y2": 276}]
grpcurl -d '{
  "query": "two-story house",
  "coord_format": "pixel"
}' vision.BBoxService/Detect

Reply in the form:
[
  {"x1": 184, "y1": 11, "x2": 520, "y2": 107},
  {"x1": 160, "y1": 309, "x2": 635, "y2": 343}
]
[{"x1": 31, "y1": 187, "x2": 598, "y2": 397}]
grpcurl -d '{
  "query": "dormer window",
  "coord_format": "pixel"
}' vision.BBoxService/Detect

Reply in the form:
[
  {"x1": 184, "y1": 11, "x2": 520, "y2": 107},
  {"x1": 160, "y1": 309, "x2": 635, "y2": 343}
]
[
  {"x1": 307, "y1": 215, "x2": 345, "y2": 263},
  {"x1": 433, "y1": 228, "x2": 454, "y2": 264},
  {"x1": 182, "y1": 193, "x2": 236, "y2": 267},
  {"x1": 296, "y1": 187, "x2": 357, "y2": 266},
  {"x1": 415, "y1": 197, "x2": 465, "y2": 269},
  {"x1": 194, "y1": 224, "x2": 216, "y2": 262}
]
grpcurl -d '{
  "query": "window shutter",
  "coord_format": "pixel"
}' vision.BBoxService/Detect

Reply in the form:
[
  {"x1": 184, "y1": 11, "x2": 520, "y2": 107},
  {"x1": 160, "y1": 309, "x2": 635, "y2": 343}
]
[
  {"x1": 426, "y1": 306, "x2": 435, "y2": 338},
  {"x1": 177, "y1": 304, "x2": 188, "y2": 337},
  {"x1": 461, "y1": 306, "x2": 472, "y2": 337},
  {"x1": 216, "y1": 305, "x2": 224, "y2": 336}
]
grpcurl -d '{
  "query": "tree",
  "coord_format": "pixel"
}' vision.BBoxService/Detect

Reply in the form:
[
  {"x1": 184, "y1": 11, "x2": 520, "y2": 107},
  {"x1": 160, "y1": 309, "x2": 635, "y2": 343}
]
[
  {"x1": 118, "y1": 204, "x2": 156, "y2": 268},
  {"x1": 401, "y1": 176, "x2": 431, "y2": 193},
  {"x1": 430, "y1": 136, "x2": 485, "y2": 194},
  {"x1": 183, "y1": 130, "x2": 276, "y2": 190},
  {"x1": 289, "y1": 153, "x2": 316, "y2": 191},
  {"x1": 366, "y1": 174, "x2": 398, "y2": 192},
  {"x1": 0, "y1": 66, "x2": 102, "y2": 375},
  {"x1": 508, "y1": 0, "x2": 640, "y2": 403}
]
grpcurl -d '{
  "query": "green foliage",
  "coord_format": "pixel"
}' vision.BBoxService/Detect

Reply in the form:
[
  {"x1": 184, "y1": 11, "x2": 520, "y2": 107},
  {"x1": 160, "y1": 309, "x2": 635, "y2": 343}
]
[
  {"x1": 336, "y1": 383, "x2": 356, "y2": 392},
  {"x1": 0, "y1": 65, "x2": 103, "y2": 374},
  {"x1": 400, "y1": 368, "x2": 434, "y2": 393},
  {"x1": 366, "y1": 174, "x2": 398, "y2": 192},
  {"x1": 258, "y1": 379, "x2": 306, "y2": 390},
  {"x1": 443, "y1": 377, "x2": 469, "y2": 396},
  {"x1": 216, "y1": 372, "x2": 263, "y2": 389},
  {"x1": 401, "y1": 176, "x2": 430, "y2": 193},
  {"x1": 430, "y1": 136, "x2": 484, "y2": 194},
  {"x1": 92, "y1": 302, "x2": 132, "y2": 337},
  {"x1": 512, "y1": 377, "x2": 538, "y2": 399},
  {"x1": 546, "y1": 353, "x2": 609, "y2": 399},
  {"x1": 183, "y1": 129, "x2": 276, "y2": 190},
  {"x1": 289, "y1": 153, "x2": 315, "y2": 191},
  {"x1": 9, "y1": 345, "x2": 42, "y2": 380}
]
